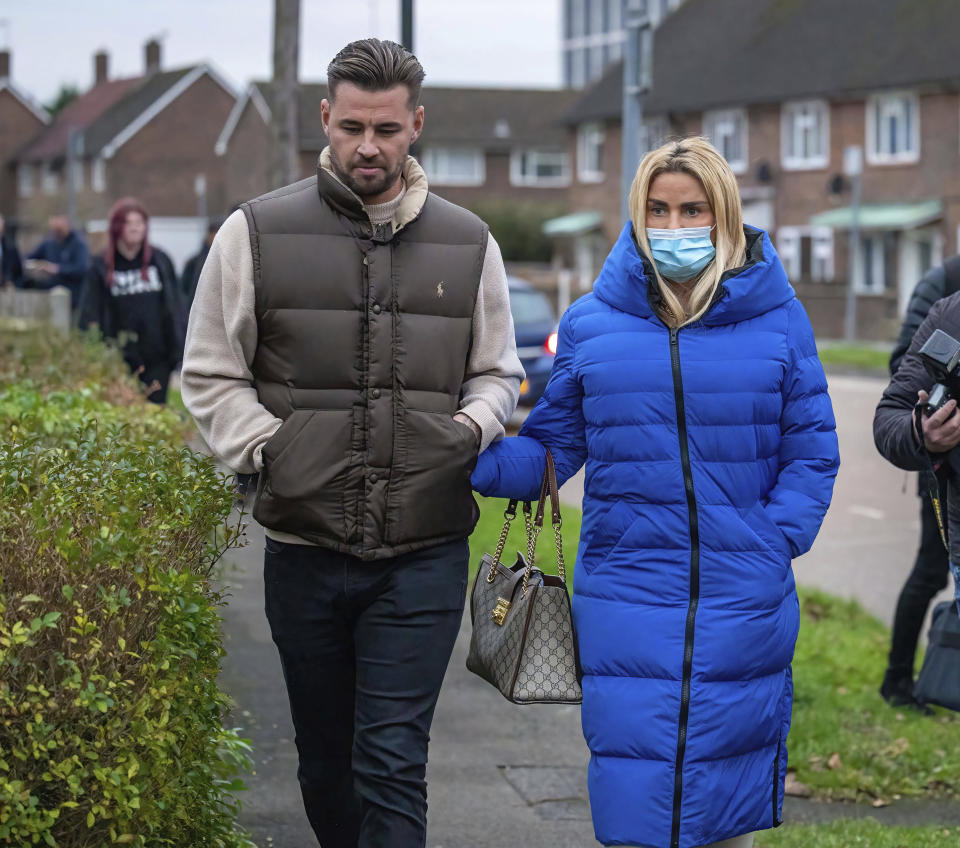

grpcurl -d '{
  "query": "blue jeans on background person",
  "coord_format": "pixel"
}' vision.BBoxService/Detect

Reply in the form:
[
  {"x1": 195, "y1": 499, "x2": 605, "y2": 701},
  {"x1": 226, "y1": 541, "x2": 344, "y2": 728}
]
[{"x1": 263, "y1": 536, "x2": 469, "y2": 848}]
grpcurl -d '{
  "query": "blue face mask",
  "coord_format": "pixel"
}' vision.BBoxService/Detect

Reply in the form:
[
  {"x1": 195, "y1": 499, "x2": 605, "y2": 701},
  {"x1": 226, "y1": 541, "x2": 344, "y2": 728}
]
[{"x1": 646, "y1": 225, "x2": 716, "y2": 283}]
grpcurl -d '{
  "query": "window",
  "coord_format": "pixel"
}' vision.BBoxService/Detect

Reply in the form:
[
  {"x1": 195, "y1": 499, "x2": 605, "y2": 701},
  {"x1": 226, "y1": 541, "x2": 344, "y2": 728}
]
[
  {"x1": 17, "y1": 164, "x2": 34, "y2": 198},
  {"x1": 777, "y1": 227, "x2": 835, "y2": 282},
  {"x1": 781, "y1": 100, "x2": 829, "y2": 170},
  {"x1": 570, "y1": 0, "x2": 585, "y2": 37},
  {"x1": 589, "y1": 0, "x2": 604, "y2": 35},
  {"x1": 91, "y1": 157, "x2": 106, "y2": 193},
  {"x1": 639, "y1": 116, "x2": 670, "y2": 154},
  {"x1": 42, "y1": 162, "x2": 59, "y2": 195},
  {"x1": 856, "y1": 232, "x2": 897, "y2": 293},
  {"x1": 419, "y1": 148, "x2": 485, "y2": 186},
  {"x1": 577, "y1": 122, "x2": 605, "y2": 182},
  {"x1": 866, "y1": 90, "x2": 920, "y2": 164},
  {"x1": 607, "y1": 0, "x2": 622, "y2": 33},
  {"x1": 703, "y1": 108, "x2": 748, "y2": 173},
  {"x1": 510, "y1": 149, "x2": 571, "y2": 187}
]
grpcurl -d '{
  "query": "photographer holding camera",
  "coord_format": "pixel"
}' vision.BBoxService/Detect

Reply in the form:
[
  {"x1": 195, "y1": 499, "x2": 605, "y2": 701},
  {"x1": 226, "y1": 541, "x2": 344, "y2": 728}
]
[{"x1": 875, "y1": 288, "x2": 960, "y2": 710}]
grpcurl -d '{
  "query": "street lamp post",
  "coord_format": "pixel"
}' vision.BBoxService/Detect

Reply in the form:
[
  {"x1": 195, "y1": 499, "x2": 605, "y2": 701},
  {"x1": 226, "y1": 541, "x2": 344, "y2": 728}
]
[
  {"x1": 621, "y1": 1, "x2": 652, "y2": 225},
  {"x1": 401, "y1": 0, "x2": 413, "y2": 51},
  {"x1": 844, "y1": 145, "x2": 863, "y2": 342}
]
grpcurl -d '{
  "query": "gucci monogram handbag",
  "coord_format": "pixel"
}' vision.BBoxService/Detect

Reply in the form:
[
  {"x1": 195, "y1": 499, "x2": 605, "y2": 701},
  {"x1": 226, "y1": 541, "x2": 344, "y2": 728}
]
[{"x1": 466, "y1": 451, "x2": 582, "y2": 705}]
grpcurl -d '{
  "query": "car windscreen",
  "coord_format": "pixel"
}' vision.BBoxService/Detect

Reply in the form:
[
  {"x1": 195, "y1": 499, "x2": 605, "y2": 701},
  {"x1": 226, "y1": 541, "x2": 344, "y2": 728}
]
[{"x1": 509, "y1": 289, "x2": 555, "y2": 326}]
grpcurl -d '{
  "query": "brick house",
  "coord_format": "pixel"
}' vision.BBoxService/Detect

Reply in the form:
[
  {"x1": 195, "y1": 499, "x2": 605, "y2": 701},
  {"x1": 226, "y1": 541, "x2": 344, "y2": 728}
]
[
  {"x1": 0, "y1": 49, "x2": 49, "y2": 224},
  {"x1": 216, "y1": 81, "x2": 577, "y2": 222},
  {"x1": 14, "y1": 40, "x2": 236, "y2": 268},
  {"x1": 559, "y1": 0, "x2": 960, "y2": 340}
]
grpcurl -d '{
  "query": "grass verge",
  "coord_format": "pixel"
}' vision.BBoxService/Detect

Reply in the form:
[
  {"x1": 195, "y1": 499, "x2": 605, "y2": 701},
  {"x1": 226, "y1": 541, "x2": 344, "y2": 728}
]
[
  {"x1": 755, "y1": 820, "x2": 953, "y2": 847},
  {"x1": 817, "y1": 344, "x2": 890, "y2": 373},
  {"x1": 468, "y1": 497, "x2": 959, "y2": 802}
]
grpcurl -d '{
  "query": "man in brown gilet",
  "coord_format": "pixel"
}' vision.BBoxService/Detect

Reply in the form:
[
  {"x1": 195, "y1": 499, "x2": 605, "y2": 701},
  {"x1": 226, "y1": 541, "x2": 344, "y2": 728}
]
[{"x1": 181, "y1": 39, "x2": 523, "y2": 847}]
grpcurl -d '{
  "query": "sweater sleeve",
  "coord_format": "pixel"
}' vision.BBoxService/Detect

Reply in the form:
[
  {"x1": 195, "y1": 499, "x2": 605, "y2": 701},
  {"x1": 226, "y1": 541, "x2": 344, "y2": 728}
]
[
  {"x1": 471, "y1": 309, "x2": 588, "y2": 501},
  {"x1": 874, "y1": 298, "x2": 949, "y2": 472},
  {"x1": 180, "y1": 210, "x2": 282, "y2": 474},
  {"x1": 763, "y1": 300, "x2": 840, "y2": 558},
  {"x1": 457, "y1": 234, "x2": 525, "y2": 451}
]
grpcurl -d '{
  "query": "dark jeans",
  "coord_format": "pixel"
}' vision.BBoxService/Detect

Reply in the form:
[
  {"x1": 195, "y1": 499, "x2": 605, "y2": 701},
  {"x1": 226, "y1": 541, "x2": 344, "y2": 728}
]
[
  {"x1": 887, "y1": 493, "x2": 950, "y2": 680},
  {"x1": 138, "y1": 365, "x2": 170, "y2": 405},
  {"x1": 263, "y1": 537, "x2": 469, "y2": 848}
]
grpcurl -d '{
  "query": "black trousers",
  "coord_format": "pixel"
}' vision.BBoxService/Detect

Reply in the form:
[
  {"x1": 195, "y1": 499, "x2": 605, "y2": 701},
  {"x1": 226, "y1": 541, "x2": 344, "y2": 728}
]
[
  {"x1": 263, "y1": 537, "x2": 469, "y2": 848},
  {"x1": 887, "y1": 493, "x2": 950, "y2": 680}
]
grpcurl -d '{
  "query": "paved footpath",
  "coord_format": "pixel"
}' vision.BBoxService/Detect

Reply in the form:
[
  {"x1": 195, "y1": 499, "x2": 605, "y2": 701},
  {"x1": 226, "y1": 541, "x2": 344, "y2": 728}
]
[{"x1": 218, "y1": 372, "x2": 956, "y2": 847}]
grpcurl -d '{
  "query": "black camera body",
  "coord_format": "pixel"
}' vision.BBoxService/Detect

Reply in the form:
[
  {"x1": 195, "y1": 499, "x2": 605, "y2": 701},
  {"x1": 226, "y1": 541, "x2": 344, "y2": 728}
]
[{"x1": 918, "y1": 329, "x2": 960, "y2": 415}]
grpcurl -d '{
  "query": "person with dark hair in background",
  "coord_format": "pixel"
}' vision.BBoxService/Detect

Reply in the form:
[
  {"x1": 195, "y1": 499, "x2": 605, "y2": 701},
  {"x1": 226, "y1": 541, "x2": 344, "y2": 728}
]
[
  {"x1": 181, "y1": 218, "x2": 223, "y2": 306},
  {"x1": 879, "y1": 253, "x2": 960, "y2": 709},
  {"x1": 181, "y1": 37, "x2": 523, "y2": 848},
  {"x1": 0, "y1": 214, "x2": 24, "y2": 287},
  {"x1": 23, "y1": 214, "x2": 90, "y2": 308},
  {"x1": 78, "y1": 197, "x2": 186, "y2": 404}
]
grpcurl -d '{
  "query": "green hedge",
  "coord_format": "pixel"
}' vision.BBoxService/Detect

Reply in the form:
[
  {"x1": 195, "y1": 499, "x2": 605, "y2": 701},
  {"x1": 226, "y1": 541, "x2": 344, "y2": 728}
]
[{"x1": 0, "y1": 321, "x2": 253, "y2": 847}]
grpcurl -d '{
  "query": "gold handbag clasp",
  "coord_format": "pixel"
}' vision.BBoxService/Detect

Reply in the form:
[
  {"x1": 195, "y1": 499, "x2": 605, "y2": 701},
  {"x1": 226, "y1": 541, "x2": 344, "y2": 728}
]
[{"x1": 491, "y1": 597, "x2": 511, "y2": 626}]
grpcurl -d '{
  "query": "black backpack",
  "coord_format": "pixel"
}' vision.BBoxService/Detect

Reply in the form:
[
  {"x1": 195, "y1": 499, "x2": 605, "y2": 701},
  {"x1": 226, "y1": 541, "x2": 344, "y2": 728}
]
[{"x1": 915, "y1": 600, "x2": 960, "y2": 711}]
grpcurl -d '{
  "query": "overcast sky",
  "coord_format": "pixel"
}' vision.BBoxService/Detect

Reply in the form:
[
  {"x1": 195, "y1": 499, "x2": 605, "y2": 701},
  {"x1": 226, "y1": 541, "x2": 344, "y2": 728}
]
[{"x1": 0, "y1": 0, "x2": 563, "y2": 105}]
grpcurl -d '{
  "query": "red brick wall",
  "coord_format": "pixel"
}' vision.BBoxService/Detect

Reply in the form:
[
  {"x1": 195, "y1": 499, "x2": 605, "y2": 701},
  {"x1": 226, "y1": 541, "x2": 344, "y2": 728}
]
[
  {"x1": 108, "y1": 73, "x2": 235, "y2": 218},
  {"x1": 0, "y1": 91, "x2": 46, "y2": 220},
  {"x1": 223, "y1": 101, "x2": 273, "y2": 207}
]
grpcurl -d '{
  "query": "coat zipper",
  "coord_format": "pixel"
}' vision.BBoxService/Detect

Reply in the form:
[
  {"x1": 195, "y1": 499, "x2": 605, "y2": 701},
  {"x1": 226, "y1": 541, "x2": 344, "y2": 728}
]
[
  {"x1": 669, "y1": 327, "x2": 701, "y2": 848},
  {"x1": 772, "y1": 732, "x2": 783, "y2": 827}
]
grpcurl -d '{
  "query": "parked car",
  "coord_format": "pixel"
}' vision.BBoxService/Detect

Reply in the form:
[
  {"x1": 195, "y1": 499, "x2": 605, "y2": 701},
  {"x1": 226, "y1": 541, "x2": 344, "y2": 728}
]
[{"x1": 508, "y1": 275, "x2": 557, "y2": 406}]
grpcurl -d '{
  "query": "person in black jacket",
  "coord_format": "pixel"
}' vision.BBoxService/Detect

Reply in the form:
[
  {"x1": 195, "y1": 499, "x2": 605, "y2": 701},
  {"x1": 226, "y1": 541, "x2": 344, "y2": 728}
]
[
  {"x1": 78, "y1": 197, "x2": 186, "y2": 404},
  {"x1": 180, "y1": 218, "x2": 222, "y2": 306},
  {"x1": 879, "y1": 256, "x2": 960, "y2": 708},
  {"x1": 875, "y1": 285, "x2": 960, "y2": 709},
  {"x1": 0, "y1": 214, "x2": 24, "y2": 286}
]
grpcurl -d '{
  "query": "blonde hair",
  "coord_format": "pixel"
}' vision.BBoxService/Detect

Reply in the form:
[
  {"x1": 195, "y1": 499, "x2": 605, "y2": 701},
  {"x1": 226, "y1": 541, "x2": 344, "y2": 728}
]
[{"x1": 629, "y1": 136, "x2": 747, "y2": 327}]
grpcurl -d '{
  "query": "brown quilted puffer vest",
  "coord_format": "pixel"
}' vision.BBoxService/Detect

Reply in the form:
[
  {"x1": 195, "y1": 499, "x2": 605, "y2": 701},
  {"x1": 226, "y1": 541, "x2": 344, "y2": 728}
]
[{"x1": 242, "y1": 165, "x2": 488, "y2": 561}]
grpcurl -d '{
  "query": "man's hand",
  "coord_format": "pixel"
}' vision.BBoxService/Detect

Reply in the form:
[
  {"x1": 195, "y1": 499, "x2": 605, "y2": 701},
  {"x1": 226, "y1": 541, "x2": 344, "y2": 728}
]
[
  {"x1": 918, "y1": 390, "x2": 960, "y2": 452},
  {"x1": 453, "y1": 412, "x2": 481, "y2": 445}
]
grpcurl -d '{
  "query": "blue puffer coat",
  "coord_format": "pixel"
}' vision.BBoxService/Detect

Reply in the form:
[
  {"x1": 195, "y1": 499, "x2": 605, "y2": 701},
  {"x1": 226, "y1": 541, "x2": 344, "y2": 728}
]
[{"x1": 472, "y1": 224, "x2": 839, "y2": 848}]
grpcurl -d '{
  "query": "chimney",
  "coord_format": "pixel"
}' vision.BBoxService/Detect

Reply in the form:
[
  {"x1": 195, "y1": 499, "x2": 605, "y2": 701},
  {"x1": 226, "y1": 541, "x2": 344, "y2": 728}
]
[
  {"x1": 145, "y1": 39, "x2": 161, "y2": 75},
  {"x1": 94, "y1": 50, "x2": 108, "y2": 85},
  {"x1": 0, "y1": 50, "x2": 10, "y2": 81}
]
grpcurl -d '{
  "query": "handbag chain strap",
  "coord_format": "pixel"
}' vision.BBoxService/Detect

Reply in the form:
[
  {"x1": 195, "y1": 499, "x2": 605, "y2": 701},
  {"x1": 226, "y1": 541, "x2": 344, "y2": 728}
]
[
  {"x1": 521, "y1": 450, "x2": 566, "y2": 594},
  {"x1": 485, "y1": 450, "x2": 566, "y2": 590},
  {"x1": 486, "y1": 500, "x2": 519, "y2": 583}
]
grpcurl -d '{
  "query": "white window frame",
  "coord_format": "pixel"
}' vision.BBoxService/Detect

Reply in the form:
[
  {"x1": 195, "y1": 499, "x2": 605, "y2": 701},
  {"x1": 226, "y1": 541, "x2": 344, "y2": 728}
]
[
  {"x1": 577, "y1": 122, "x2": 605, "y2": 182},
  {"x1": 703, "y1": 108, "x2": 748, "y2": 174},
  {"x1": 509, "y1": 149, "x2": 571, "y2": 188},
  {"x1": 777, "y1": 226, "x2": 835, "y2": 282},
  {"x1": 91, "y1": 157, "x2": 106, "y2": 193},
  {"x1": 855, "y1": 232, "x2": 889, "y2": 294},
  {"x1": 866, "y1": 90, "x2": 920, "y2": 165},
  {"x1": 781, "y1": 99, "x2": 830, "y2": 170},
  {"x1": 418, "y1": 147, "x2": 485, "y2": 187},
  {"x1": 42, "y1": 161, "x2": 58, "y2": 195},
  {"x1": 17, "y1": 164, "x2": 34, "y2": 198}
]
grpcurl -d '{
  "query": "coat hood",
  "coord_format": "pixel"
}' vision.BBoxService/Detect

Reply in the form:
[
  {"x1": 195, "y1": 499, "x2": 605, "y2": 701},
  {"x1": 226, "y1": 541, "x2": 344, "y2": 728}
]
[{"x1": 593, "y1": 223, "x2": 796, "y2": 326}]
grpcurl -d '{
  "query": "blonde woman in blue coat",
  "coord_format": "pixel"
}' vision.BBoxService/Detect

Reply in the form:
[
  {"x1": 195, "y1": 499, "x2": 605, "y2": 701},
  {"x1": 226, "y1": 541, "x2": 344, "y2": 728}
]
[{"x1": 472, "y1": 137, "x2": 839, "y2": 848}]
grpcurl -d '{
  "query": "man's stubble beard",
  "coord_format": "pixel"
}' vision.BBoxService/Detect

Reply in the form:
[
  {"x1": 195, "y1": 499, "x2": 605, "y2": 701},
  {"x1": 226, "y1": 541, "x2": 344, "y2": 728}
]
[{"x1": 328, "y1": 146, "x2": 405, "y2": 201}]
